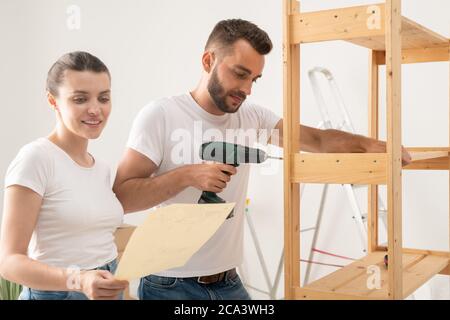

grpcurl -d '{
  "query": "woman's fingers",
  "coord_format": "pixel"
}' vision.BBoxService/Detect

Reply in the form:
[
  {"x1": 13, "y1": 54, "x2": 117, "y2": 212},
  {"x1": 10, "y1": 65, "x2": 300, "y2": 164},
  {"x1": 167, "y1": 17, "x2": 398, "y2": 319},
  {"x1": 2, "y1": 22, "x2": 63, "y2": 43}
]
[
  {"x1": 95, "y1": 270, "x2": 129, "y2": 290},
  {"x1": 92, "y1": 288, "x2": 124, "y2": 299}
]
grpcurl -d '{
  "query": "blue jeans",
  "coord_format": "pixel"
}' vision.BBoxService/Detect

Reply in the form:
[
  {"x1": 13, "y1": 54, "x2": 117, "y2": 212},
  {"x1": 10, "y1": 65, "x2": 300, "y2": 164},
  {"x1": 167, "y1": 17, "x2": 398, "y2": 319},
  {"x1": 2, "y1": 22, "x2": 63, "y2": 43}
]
[
  {"x1": 138, "y1": 271, "x2": 251, "y2": 300},
  {"x1": 18, "y1": 259, "x2": 121, "y2": 300}
]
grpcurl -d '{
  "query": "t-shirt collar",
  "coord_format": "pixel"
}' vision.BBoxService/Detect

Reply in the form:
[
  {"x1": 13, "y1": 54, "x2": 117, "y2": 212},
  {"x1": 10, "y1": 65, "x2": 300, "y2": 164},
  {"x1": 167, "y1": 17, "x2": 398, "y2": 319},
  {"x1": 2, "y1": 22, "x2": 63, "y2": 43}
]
[{"x1": 187, "y1": 92, "x2": 232, "y2": 124}]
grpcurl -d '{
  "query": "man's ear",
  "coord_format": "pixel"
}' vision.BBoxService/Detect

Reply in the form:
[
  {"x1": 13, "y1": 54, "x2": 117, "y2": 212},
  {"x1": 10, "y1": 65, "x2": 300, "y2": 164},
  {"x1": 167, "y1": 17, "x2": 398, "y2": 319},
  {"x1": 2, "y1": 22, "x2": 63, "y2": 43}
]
[
  {"x1": 202, "y1": 51, "x2": 215, "y2": 73},
  {"x1": 47, "y1": 92, "x2": 58, "y2": 110}
]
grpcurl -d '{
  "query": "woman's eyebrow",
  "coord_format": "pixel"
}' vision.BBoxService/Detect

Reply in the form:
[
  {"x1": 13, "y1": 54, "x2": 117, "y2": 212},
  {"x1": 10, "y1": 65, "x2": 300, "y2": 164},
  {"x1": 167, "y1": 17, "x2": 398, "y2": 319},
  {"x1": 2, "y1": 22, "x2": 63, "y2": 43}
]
[
  {"x1": 71, "y1": 90, "x2": 89, "y2": 94},
  {"x1": 71, "y1": 90, "x2": 111, "y2": 94}
]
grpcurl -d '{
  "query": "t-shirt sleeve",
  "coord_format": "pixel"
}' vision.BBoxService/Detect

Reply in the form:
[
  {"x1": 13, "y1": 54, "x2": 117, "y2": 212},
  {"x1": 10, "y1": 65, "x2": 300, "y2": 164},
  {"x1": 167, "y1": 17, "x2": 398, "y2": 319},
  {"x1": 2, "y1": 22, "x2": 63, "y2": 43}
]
[
  {"x1": 126, "y1": 101, "x2": 166, "y2": 166},
  {"x1": 4, "y1": 144, "x2": 51, "y2": 197},
  {"x1": 251, "y1": 104, "x2": 282, "y2": 143}
]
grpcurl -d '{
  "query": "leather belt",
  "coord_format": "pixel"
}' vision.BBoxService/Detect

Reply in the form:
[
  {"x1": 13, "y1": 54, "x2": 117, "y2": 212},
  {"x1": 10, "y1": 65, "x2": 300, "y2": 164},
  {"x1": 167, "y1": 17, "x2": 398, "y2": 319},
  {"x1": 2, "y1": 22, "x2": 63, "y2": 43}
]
[{"x1": 192, "y1": 268, "x2": 237, "y2": 285}]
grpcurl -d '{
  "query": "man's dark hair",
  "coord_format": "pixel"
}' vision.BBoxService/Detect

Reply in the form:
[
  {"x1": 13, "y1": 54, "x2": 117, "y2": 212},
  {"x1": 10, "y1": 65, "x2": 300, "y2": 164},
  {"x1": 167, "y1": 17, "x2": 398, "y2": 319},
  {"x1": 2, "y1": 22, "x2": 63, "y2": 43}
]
[
  {"x1": 205, "y1": 19, "x2": 272, "y2": 56},
  {"x1": 47, "y1": 51, "x2": 110, "y2": 97}
]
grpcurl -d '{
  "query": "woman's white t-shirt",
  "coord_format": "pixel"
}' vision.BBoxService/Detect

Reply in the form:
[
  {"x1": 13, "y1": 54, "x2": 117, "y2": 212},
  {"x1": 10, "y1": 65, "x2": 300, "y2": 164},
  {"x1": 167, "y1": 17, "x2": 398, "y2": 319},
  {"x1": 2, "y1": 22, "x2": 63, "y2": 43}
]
[{"x1": 4, "y1": 138, "x2": 124, "y2": 270}]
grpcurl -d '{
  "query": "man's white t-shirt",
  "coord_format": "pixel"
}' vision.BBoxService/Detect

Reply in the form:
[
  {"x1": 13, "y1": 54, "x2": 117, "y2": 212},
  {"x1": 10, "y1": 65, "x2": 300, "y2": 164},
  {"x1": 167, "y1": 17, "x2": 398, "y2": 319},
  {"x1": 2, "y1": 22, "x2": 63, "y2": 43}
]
[
  {"x1": 4, "y1": 138, "x2": 124, "y2": 270},
  {"x1": 127, "y1": 93, "x2": 280, "y2": 277}
]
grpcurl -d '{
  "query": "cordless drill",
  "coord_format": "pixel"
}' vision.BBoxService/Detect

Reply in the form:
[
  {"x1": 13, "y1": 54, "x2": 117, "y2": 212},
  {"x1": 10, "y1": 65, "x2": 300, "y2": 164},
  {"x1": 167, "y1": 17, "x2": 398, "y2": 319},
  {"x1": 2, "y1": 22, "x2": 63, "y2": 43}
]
[{"x1": 198, "y1": 141, "x2": 282, "y2": 218}]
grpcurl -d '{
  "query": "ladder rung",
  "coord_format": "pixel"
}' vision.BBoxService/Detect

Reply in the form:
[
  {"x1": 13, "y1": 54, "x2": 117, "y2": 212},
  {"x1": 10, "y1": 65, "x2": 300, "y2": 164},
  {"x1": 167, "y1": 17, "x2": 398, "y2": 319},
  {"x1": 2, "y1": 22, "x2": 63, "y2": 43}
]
[
  {"x1": 351, "y1": 184, "x2": 368, "y2": 189},
  {"x1": 361, "y1": 210, "x2": 387, "y2": 220},
  {"x1": 300, "y1": 227, "x2": 317, "y2": 233}
]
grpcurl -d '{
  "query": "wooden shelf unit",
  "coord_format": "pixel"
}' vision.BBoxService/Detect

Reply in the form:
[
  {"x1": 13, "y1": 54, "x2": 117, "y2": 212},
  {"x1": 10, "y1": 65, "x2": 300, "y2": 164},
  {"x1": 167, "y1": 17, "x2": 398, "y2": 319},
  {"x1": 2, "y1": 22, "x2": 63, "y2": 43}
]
[
  {"x1": 300, "y1": 250, "x2": 449, "y2": 300},
  {"x1": 282, "y1": 0, "x2": 450, "y2": 300}
]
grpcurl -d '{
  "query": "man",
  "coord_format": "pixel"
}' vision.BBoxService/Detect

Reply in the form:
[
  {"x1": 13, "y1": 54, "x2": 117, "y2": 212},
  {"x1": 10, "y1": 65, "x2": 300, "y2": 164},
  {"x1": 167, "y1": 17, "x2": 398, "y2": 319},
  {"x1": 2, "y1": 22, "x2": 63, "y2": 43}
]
[{"x1": 113, "y1": 19, "x2": 411, "y2": 300}]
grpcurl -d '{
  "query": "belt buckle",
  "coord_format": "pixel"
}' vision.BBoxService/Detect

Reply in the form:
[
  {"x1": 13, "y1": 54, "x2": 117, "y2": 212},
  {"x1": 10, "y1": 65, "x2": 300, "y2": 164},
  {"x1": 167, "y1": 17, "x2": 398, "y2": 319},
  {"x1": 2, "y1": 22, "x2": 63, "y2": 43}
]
[
  {"x1": 197, "y1": 272, "x2": 224, "y2": 284},
  {"x1": 197, "y1": 276, "x2": 210, "y2": 285}
]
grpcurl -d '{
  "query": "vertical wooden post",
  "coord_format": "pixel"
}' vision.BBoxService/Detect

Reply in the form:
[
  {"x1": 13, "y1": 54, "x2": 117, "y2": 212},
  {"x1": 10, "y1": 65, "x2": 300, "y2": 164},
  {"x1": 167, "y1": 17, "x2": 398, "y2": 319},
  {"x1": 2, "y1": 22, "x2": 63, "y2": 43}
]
[
  {"x1": 368, "y1": 50, "x2": 380, "y2": 253},
  {"x1": 385, "y1": 0, "x2": 403, "y2": 300},
  {"x1": 283, "y1": 0, "x2": 301, "y2": 299}
]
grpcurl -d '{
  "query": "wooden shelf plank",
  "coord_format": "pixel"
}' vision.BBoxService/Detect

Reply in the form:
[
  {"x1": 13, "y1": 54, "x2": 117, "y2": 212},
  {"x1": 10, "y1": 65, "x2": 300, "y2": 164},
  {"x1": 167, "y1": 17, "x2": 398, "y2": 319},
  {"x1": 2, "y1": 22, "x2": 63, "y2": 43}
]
[
  {"x1": 405, "y1": 149, "x2": 449, "y2": 170},
  {"x1": 291, "y1": 153, "x2": 387, "y2": 185},
  {"x1": 290, "y1": 3, "x2": 448, "y2": 53},
  {"x1": 290, "y1": 4, "x2": 386, "y2": 45},
  {"x1": 377, "y1": 246, "x2": 450, "y2": 275},
  {"x1": 409, "y1": 151, "x2": 449, "y2": 162},
  {"x1": 375, "y1": 46, "x2": 450, "y2": 65},
  {"x1": 291, "y1": 150, "x2": 449, "y2": 184},
  {"x1": 401, "y1": 17, "x2": 449, "y2": 49},
  {"x1": 295, "y1": 287, "x2": 370, "y2": 300},
  {"x1": 347, "y1": 17, "x2": 448, "y2": 50},
  {"x1": 302, "y1": 251, "x2": 449, "y2": 299}
]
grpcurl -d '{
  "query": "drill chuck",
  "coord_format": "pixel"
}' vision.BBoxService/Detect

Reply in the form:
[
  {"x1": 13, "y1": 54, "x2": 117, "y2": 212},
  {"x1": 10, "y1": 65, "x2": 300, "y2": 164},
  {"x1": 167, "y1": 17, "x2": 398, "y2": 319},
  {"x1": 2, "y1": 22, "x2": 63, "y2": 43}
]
[{"x1": 200, "y1": 141, "x2": 268, "y2": 165}]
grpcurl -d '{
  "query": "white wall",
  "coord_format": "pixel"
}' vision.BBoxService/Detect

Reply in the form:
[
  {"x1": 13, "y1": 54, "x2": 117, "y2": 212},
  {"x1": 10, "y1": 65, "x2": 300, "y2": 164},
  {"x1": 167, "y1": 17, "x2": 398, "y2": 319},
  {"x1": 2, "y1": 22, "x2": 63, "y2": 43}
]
[{"x1": 0, "y1": 0, "x2": 448, "y2": 299}]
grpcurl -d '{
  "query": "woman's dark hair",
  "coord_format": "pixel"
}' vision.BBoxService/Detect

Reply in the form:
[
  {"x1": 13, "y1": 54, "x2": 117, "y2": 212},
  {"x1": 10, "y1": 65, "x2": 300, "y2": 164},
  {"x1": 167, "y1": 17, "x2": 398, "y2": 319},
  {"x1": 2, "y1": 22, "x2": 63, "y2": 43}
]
[
  {"x1": 205, "y1": 19, "x2": 272, "y2": 56},
  {"x1": 46, "y1": 51, "x2": 110, "y2": 97}
]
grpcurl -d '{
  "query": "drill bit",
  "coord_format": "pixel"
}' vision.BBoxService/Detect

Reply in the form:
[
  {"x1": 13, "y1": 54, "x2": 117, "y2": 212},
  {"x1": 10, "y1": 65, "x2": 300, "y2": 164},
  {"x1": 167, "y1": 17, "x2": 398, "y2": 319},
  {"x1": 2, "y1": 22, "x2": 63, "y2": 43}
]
[{"x1": 266, "y1": 156, "x2": 284, "y2": 160}]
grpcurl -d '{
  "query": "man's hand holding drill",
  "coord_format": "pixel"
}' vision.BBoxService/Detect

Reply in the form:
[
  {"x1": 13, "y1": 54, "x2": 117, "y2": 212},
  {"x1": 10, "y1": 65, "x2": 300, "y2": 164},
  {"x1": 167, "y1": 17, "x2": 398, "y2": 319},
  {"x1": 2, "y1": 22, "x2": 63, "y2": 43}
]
[{"x1": 184, "y1": 163, "x2": 237, "y2": 193}]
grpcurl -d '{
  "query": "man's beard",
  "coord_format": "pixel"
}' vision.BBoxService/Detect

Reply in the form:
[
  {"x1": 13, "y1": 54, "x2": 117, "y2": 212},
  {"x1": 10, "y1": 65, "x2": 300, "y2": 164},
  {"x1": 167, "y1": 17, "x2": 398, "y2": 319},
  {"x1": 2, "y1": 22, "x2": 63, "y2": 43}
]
[{"x1": 207, "y1": 67, "x2": 246, "y2": 114}]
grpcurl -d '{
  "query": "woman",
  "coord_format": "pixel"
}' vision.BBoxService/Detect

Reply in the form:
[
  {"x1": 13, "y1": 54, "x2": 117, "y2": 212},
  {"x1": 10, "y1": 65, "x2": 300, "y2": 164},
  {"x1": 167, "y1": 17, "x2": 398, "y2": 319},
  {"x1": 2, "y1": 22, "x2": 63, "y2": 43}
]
[{"x1": 0, "y1": 51, "x2": 129, "y2": 300}]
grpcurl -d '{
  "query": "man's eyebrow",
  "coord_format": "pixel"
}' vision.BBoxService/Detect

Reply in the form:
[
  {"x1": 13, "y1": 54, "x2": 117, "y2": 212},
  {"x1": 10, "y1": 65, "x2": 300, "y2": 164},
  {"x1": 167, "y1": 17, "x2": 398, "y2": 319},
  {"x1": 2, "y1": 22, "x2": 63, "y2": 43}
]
[
  {"x1": 234, "y1": 65, "x2": 252, "y2": 74},
  {"x1": 234, "y1": 65, "x2": 263, "y2": 79}
]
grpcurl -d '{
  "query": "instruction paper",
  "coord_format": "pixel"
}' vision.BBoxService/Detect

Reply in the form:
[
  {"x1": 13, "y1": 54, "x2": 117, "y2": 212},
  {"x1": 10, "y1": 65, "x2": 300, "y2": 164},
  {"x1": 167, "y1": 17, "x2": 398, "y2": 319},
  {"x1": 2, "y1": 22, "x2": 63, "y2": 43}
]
[{"x1": 115, "y1": 202, "x2": 235, "y2": 280}]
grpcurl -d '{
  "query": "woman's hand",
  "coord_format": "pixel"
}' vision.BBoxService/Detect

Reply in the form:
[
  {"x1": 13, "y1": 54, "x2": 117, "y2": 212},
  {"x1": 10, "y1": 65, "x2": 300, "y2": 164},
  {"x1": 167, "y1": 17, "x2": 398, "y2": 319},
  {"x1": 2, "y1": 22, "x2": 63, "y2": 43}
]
[{"x1": 79, "y1": 270, "x2": 129, "y2": 300}]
